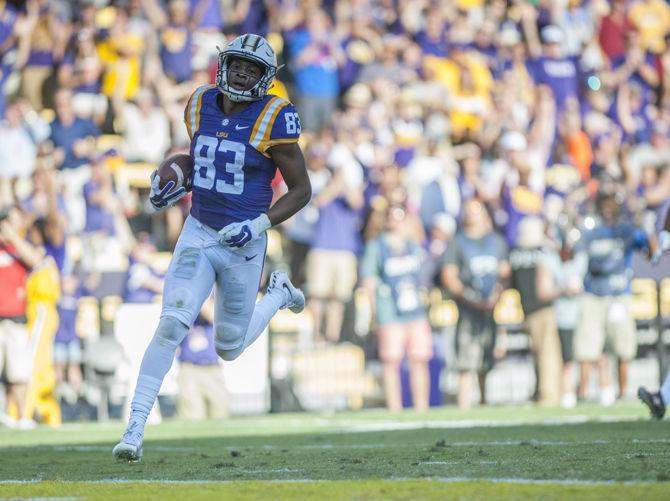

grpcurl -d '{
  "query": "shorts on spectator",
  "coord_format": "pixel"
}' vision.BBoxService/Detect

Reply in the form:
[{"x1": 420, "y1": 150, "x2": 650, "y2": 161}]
[
  {"x1": 306, "y1": 249, "x2": 357, "y2": 302},
  {"x1": 53, "y1": 339, "x2": 82, "y2": 365},
  {"x1": 0, "y1": 319, "x2": 32, "y2": 384},
  {"x1": 376, "y1": 318, "x2": 433, "y2": 363},
  {"x1": 574, "y1": 294, "x2": 637, "y2": 362},
  {"x1": 455, "y1": 305, "x2": 495, "y2": 373}
]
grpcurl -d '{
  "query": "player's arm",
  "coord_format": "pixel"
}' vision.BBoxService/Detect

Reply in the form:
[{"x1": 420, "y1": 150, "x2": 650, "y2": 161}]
[{"x1": 266, "y1": 142, "x2": 312, "y2": 226}]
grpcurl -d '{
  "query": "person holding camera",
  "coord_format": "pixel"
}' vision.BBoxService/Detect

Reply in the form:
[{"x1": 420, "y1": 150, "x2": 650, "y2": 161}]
[{"x1": 574, "y1": 190, "x2": 656, "y2": 403}]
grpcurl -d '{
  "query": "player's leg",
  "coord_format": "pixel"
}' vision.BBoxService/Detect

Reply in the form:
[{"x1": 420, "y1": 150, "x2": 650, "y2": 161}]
[
  {"x1": 114, "y1": 218, "x2": 216, "y2": 462},
  {"x1": 661, "y1": 373, "x2": 670, "y2": 411},
  {"x1": 214, "y1": 261, "x2": 304, "y2": 361},
  {"x1": 639, "y1": 372, "x2": 668, "y2": 419},
  {"x1": 638, "y1": 369, "x2": 670, "y2": 419}
]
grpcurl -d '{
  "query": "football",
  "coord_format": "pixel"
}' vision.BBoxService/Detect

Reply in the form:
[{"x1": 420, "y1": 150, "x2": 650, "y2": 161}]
[{"x1": 157, "y1": 153, "x2": 194, "y2": 192}]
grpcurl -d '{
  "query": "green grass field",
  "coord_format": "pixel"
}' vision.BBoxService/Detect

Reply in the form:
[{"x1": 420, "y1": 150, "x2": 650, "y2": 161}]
[{"x1": 1, "y1": 403, "x2": 669, "y2": 500}]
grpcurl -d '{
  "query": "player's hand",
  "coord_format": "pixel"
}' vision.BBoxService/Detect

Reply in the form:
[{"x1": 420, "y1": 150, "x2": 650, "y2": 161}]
[
  {"x1": 219, "y1": 214, "x2": 271, "y2": 248},
  {"x1": 651, "y1": 231, "x2": 670, "y2": 265},
  {"x1": 149, "y1": 170, "x2": 186, "y2": 211}
]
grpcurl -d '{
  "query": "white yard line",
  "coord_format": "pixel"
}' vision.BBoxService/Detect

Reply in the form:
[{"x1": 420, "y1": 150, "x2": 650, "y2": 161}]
[
  {"x1": 51, "y1": 445, "x2": 195, "y2": 452},
  {"x1": 0, "y1": 478, "x2": 664, "y2": 486},
  {"x1": 335, "y1": 414, "x2": 644, "y2": 433},
  {"x1": 38, "y1": 438, "x2": 667, "y2": 453}
]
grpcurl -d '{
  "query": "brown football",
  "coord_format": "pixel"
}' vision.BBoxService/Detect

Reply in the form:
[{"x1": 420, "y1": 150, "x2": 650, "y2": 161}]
[{"x1": 157, "y1": 153, "x2": 194, "y2": 192}]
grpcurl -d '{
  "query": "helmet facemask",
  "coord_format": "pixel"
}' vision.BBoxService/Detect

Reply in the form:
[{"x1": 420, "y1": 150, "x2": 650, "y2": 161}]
[{"x1": 216, "y1": 34, "x2": 278, "y2": 102}]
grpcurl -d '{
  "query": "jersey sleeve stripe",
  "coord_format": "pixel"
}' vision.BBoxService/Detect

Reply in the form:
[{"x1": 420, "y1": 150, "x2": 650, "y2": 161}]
[
  {"x1": 184, "y1": 93, "x2": 195, "y2": 138},
  {"x1": 250, "y1": 98, "x2": 285, "y2": 149},
  {"x1": 249, "y1": 96, "x2": 279, "y2": 146},
  {"x1": 257, "y1": 102, "x2": 290, "y2": 153},
  {"x1": 262, "y1": 137, "x2": 299, "y2": 151},
  {"x1": 188, "y1": 85, "x2": 212, "y2": 140}
]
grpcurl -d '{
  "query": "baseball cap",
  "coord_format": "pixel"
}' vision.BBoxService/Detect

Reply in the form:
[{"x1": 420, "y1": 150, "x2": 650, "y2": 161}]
[
  {"x1": 541, "y1": 25, "x2": 565, "y2": 45},
  {"x1": 500, "y1": 131, "x2": 527, "y2": 152}
]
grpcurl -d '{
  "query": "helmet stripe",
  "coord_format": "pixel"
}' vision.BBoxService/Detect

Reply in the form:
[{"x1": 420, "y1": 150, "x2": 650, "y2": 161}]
[{"x1": 241, "y1": 34, "x2": 261, "y2": 51}]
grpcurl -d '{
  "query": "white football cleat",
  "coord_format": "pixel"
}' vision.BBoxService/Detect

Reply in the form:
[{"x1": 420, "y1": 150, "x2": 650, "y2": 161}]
[
  {"x1": 112, "y1": 441, "x2": 143, "y2": 463},
  {"x1": 113, "y1": 419, "x2": 144, "y2": 463},
  {"x1": 267, "y1": 271, "x2": 305, "y2": 313}
]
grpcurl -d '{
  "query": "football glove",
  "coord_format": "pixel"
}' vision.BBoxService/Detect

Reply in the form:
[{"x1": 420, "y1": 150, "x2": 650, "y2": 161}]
[
  {"x1": 651, "y1": 230, "x2": 670, "y2": 265},
  {"x1": 149, "y1": 170, "x2": 186, "y2": 211},
  {"x1": 219, "y1": 214, "x2": 271, "y2": 248}
]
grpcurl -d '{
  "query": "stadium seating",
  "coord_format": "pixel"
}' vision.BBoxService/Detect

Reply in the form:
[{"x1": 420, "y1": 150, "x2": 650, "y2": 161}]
[
  {"x1": 427, "y1": 288, "x2": 458, "y2": 329},
  {"x1": 291, "y1": 343, "x2": 375, "y2": 411},
  {"x1": 631, "y1": 278, "x2": 658, "y2": 324}
]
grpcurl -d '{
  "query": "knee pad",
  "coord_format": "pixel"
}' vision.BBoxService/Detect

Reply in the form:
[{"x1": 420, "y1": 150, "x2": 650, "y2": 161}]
[
  {"x1": 221, "y1": 277, "x2": 247, "y2": 314},
  {"x1": 155, "y1": 316, "x2": 189, "y2": 348},
  {"x1": 215, "y1": 322, "x2": 245, "y2": 361}
]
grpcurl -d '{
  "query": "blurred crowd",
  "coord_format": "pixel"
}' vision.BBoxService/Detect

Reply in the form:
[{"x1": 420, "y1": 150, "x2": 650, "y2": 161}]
[{"x1": 1, "y1": 0, "x2": 669, "y2": 425}]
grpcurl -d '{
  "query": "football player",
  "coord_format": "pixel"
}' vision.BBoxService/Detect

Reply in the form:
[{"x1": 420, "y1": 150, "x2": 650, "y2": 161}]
[
  {"x1": 113, "y1": 34, "x2": 312, "y2": 462},
  {"x1": 639, "y1": 200, "x2": 670, "y2": 419}
]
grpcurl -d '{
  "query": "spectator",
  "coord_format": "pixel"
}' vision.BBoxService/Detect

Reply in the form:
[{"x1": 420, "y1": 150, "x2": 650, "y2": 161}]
[
  {"x1": 117, "y1": 88, "x2": 171, "y2": 164},
  {"x1": 0, "y1": 1, "x2": 19, "y2": 103},
  {"x1": 288, "y1": 8, "x2": 345, "y2": 133},
  {"x1": 422, "y1": 212, "x2": 456, "y2": 289},
  {"x1": 0, "y1": 100, "x2": 39, "y2": 197},
  {"x1": 0, "y1": 204, "x2": 43, "y2": 428},
  {"x1": 361, "y1": 204, "x2": 432, "y2": 412},
  {"x1": 123, "y1": 234, "x2": 163, "y2": 304},
  {"x1": 418, "y1": 142, "x2": 462, "y2": 232},
  {"x1": 80, "y1": 155, "x2": 131, "y2": 273},
  {"x1": 97, "y1": 5, "x2": 145, "y2": 102},
  {"x1": 50, "y1": 87, "x2": 100, "y2": 232},
  {"x1": 627, "y1": 0, "x2": 670, "y2": 55},
  {"x1": 599, "y1": 0, "x2": 631, "y2": 62},
  {"x1": 58, "y1": 26, "x2": 106, "y2": 124},
  {"x1": 524, "y1": 22, "x2": 580, "y2": 111},
  {"x1": 142, "y1": 0, "x2": 193, "y2": 85},
  {"x1": 414, "y1": 9, "x2": 448, "y2": 58},
  {"x1": 282, "y1": 141, "x2": 331, "y2": 289},
  {"x1": 607, "y1": 30, "x2": 659, "y2": 112},
  {"x1": 441, "y1": 199, "x2": 510, "y2": 410},
  {"x1": 176, "y1": 297, "x2": 228, "y2": 420},
  {"x1": 574, "y1": 190, "x2": 655, "y2": 403},
  {"x1": 20, "y1": 0, "x2": 67, "y2": 110},
  {"x1": 509, "y1": 217, "x2": 563, "y2": 407},
  {"x1": 544, "y1": 233, "x2": 588, "y2": 408},
  {"x1": 306, "y1": 164, "x2": 364, "y2": 343},
  {"x1": 188, "y1": 0, "x2": 227, "y2": 71},
  {"x1": 22, "y1": 164, "x2": 67, "y2": 273},
  {"x1": 53, "y1": 274, "x2": 82, "y2": 405},
  {"x1": 23, "y1": 223, "x2": 61, "y2": 426}
]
